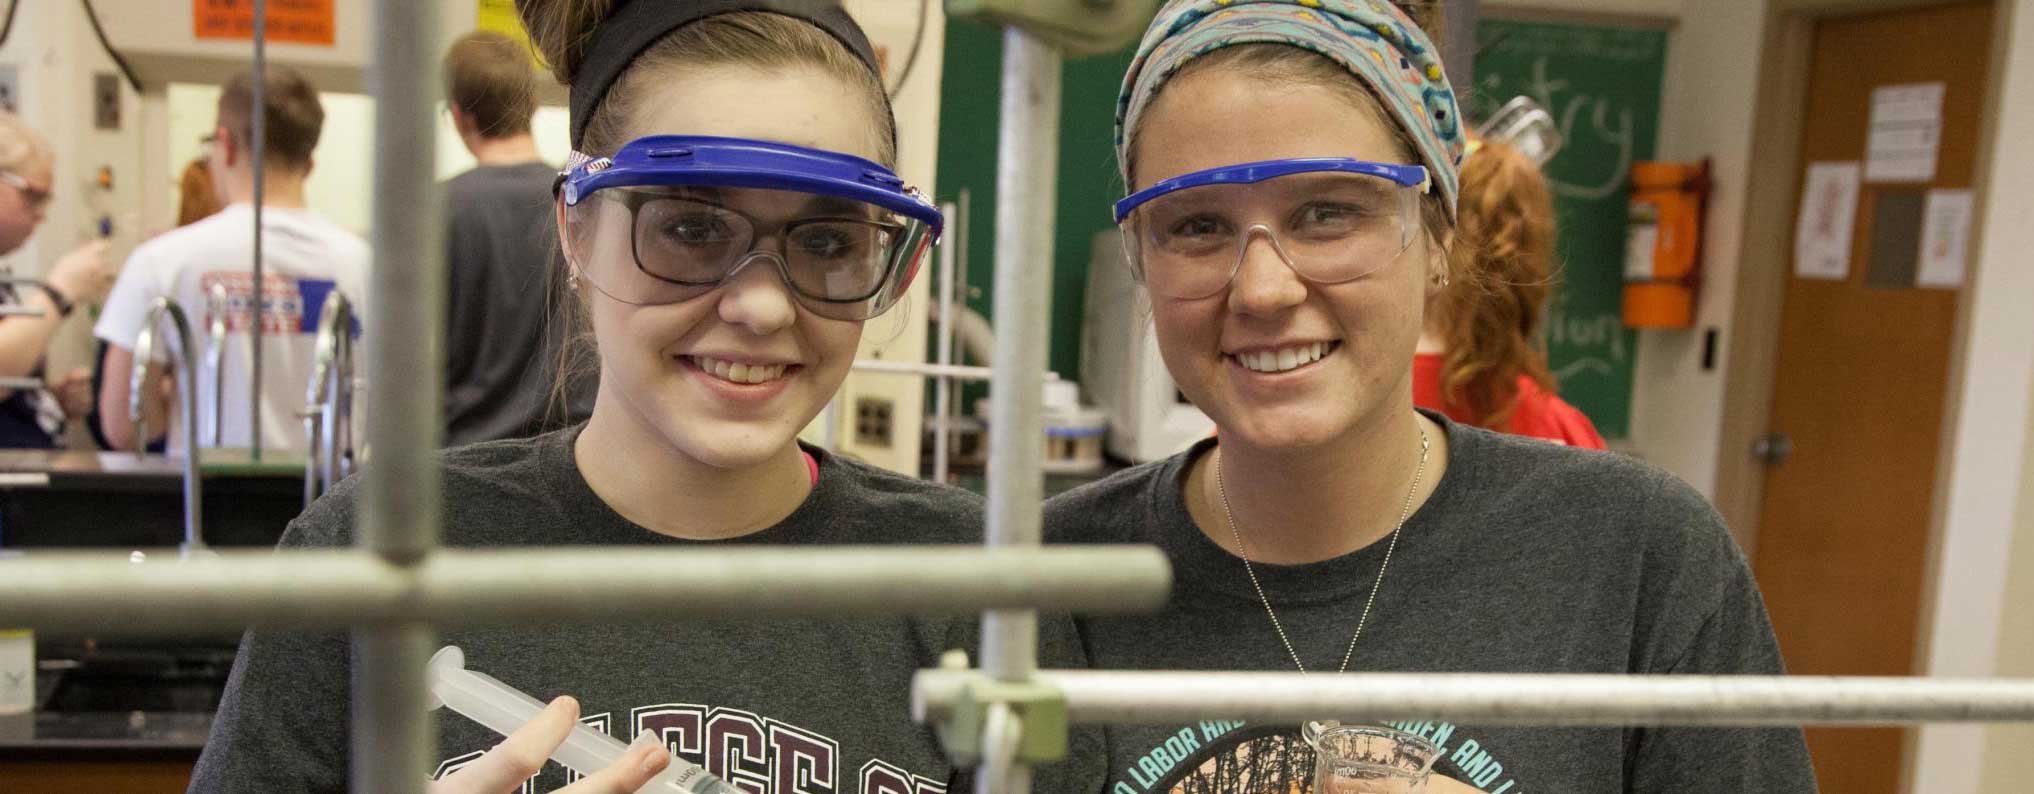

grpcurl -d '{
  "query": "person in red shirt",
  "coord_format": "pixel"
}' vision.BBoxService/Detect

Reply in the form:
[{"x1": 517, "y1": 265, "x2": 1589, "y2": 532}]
[{"x1": 1413, "y1": 137, "x2": 1606, "y2": 449}]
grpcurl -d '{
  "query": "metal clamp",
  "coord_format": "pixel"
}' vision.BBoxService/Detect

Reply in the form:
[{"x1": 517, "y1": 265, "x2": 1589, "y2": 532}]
[{"x1": 916, "y1": 650, "x2": 1069, "y2": 767}]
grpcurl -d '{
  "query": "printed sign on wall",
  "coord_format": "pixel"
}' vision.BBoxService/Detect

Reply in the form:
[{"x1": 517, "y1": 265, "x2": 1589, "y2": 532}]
[{"x1": 194, "y1": 0, "x2": 336, "y2": 46}]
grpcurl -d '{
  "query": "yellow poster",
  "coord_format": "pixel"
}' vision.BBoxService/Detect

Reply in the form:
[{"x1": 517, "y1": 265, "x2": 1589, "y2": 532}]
[{"x1": 474, "y1": 0, "x2": 545, "y2": 68}]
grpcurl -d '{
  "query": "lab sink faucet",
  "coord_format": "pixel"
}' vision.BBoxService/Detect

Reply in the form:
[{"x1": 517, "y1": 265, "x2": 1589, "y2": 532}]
[
  {"x1": 303, "y1": 290, "x2": 355, "y2": 506},
  {"x1": 206, "y1": 283, "x2": 229, "y2": 448},
  {"x1": 128, "y1": 297, "x2": 206, "y2": 555}
]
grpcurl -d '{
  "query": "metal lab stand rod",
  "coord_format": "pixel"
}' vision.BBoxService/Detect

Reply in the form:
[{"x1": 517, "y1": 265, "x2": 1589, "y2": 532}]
[
  {"x1": 852, "y1": 360, "x2": 1055, "y2": 382},
  {"x1": 934, "y1": 202, "x2": 958, "y2": 482},
  {"x1": 360, "y1": 1, "x2": 444, "y2": 791},
  {"x1": 249, "y1": 0, "x2": 267, "y2": 460},
  {"x1": 0, "y1": 547, "x2": 1172, "y2": 634},
  {"x1": 980, "y1": 26, "x2": 1063, "y2": 794},
  {"x1": 912, "y1": 669, "x2": 2034, "y2": 727}
]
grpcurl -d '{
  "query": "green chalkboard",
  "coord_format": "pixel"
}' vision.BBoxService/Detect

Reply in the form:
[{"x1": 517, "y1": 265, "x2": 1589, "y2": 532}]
[{"x1": 1470, "y1": 18, "x2": 1670, "y2": 439}]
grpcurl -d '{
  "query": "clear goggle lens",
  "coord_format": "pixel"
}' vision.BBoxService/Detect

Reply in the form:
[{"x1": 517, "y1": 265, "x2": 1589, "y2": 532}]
[
  {"x1": 565, "y1": 185, "x2": 933, "y2": 321},
  {"x1": 1121, "y1": 170, "x2": 1424, "y2": 300}
]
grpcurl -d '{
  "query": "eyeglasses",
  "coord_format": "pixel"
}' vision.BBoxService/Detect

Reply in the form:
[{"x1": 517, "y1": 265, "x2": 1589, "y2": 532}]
[
  {"x1": 1115, "y1": 158, "x2": 1430, "y2": 300},
  {"x1": 0, "y1": 170, "x2": 51, "y2": 212},
  {"x1": 557, "y1": 135, "x2": 942, "y2": 322},
  {"x1": 569, "y1": 185, "x2": 930, "y2": 321}
]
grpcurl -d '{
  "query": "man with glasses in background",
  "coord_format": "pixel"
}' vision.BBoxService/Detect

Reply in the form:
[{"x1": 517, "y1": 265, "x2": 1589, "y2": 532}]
[{"x1": 0, "y1": 110, "x2": 116, "y2": 448}]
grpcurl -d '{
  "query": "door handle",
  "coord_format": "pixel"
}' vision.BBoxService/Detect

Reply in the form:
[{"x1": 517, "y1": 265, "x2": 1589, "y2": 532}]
[{"x1": 1753, "y1": 432, "x2": 1793, "y2": 465}]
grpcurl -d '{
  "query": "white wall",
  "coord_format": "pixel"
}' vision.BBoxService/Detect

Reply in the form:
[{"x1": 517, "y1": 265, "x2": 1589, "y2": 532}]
[
  {"x1": 1914, "y1": 0, "x2": 2034, "y2": 789},
  {"x1": 160, "y1": 83, "x2": 573, "y2": 238},
  {"x1": 1978, "y1": 362, "x2": 2034, "y2": 789},
  {"x1": 0, "y1": 2, "x2": 147, "y2": 411},
  {"x1": 1622, "y1": 4, "x2": 1764, "y2": 495}
]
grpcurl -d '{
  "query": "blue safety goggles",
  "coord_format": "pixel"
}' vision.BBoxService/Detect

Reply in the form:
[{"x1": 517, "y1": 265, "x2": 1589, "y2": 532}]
[
  {"x1": 557, "y1": 136, "x2": 942, "y2": 321},
  {"x1": 1113, "y1": 158, "x2": 1433, "y2": 299},
  {"x1": 1114, "y1": 157, "x2": 1429, "y2": 222}
]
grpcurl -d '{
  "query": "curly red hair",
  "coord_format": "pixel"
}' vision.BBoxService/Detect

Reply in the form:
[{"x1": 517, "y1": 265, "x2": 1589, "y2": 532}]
[{"x1": 1432, "y1": 138, "x2": 1558, "y2": 430}]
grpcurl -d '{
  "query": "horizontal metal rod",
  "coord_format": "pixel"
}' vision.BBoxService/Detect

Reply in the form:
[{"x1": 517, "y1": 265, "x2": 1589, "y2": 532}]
[
  {"x1": 0, "y1": 377, "x2": 42, "y2": 390},
  {"x1": 0, "y1": 546, "x2": 1171, "y2": 634},
  {"x1": 915, "y1": 670, "x2": 2034, "y2": 727},
  {"x1": 851, "y1": 360, "x2": 1059, "y2": 382},
  {"x1": 0, "y1": 306, "x2": 47, "y2": 317}
]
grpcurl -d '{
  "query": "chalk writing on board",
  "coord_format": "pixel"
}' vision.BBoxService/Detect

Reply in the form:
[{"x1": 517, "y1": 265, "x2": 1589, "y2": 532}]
[
  {"x1": 1474, "y1": 58, "x2": 1638, "y2": 201},
  {"x1": 1545, "y1": 289, "x2": 1629, "y2": 382}
]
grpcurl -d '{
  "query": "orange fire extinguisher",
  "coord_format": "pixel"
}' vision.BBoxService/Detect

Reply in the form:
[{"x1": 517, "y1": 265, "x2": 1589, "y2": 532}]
[{"x1": 1622, "y1": 159, "x2": 1711, "y2": 328}]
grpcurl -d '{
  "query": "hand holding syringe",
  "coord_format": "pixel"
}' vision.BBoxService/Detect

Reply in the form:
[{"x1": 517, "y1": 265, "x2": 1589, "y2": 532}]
[{"x1": 427, "y1": 646, "x2": 743, "y2": 794}]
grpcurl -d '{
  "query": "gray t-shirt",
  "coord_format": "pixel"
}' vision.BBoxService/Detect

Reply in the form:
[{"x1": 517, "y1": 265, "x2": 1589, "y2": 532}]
[
  {"x1": 190, "y1": 427, "x2": 1103, "y2": 793},
  {"x1": 1044, "y1": 414, "x2": 1816, "y2": 793},
  {"x1": 442, "y1": 162, "x2": 594, "y2": 447}
]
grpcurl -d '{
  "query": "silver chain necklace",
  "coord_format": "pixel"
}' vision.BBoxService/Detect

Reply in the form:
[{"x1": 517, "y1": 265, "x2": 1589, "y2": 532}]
[{"x1": 1214, "y1": 422, "x2": 1430, "y2": 675}]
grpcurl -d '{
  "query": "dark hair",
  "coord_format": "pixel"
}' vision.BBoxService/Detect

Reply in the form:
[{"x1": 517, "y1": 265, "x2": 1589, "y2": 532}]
[
  {"x1": 443, "y1": 31, "x2": 539, "y2": 139},
  {"x1": 216, "y1": 67, "x2": 324, "y2": 172},
  {"x1": 1434, "y1": 139, "x2": 1557, "y2": 429},
  {"x1": 516, "y1": 1, "x2": 899, "y2": 422},
  {"x1": 519, "y1": 1, "x2": 894, "y2": 164}
]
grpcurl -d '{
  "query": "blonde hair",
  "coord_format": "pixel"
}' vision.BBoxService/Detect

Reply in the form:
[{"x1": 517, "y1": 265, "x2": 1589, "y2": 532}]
[
  {"x1": 1432, "y1": 139, "x2": 1557, "y2": 429},
  {"x1": 0, "y1": 110, "x2": 51, "y2": 175}
]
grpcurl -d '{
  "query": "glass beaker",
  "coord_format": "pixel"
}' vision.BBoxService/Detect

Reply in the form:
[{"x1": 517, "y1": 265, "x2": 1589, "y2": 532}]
[{"x1": 1304, "y1": 723, "x2": 1441, "y2": 794}]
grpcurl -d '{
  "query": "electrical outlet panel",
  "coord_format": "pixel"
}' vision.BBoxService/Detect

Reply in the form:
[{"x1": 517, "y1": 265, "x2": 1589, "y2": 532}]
[
  {"x1": 855, "y1": 397, "x2": 895, "y2": 448},
  {"x1": 94, "y1": 73, "x2": 120, "y2": 130}
]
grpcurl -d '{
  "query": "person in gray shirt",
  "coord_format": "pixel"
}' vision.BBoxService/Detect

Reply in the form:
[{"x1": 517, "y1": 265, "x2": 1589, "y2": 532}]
[
  {"x1": 441, "y1": 31, "x2": 594, "y2": 447},
  {"x1": 1044, "y1": 1, "x2": 1817, "y2": 791},
  {"x1": 192, "y1": 4, "x2": 1103, "y2": 792}
]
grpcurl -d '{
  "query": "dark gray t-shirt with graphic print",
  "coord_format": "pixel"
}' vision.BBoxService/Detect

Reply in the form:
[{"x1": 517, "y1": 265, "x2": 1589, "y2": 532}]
[
  {"x1": 1044, "y1": 414, "x2": 1816, "y2": 794},
  {"x1": 188, "y1": 426, "x2": 1103, "y2": 793}
]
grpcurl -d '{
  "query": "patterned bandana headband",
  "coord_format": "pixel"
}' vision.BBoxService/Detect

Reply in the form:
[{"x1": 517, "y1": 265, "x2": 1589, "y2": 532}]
[{"x1": 1115, "y1": 0, "x2": 1466, "y2": 218}]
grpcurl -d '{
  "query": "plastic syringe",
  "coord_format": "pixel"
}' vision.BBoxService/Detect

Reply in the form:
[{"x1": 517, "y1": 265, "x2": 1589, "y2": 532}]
[{"x1": 426, "y1": 646, "x2": 743, "y2": 794}]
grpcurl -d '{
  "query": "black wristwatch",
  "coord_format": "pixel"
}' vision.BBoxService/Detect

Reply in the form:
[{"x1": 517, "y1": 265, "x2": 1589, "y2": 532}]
[{"x1": 36, "y1": 281, "x2": 74, "y2": 318}]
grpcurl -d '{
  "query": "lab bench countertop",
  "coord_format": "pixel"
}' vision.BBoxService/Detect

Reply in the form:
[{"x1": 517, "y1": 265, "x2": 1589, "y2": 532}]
[
  {"x1": 0, "y1": 449, "x2": 310, "y2": 488},
  {"x1": 0, "y1": 709, "x2": 211, "y2": 762}
]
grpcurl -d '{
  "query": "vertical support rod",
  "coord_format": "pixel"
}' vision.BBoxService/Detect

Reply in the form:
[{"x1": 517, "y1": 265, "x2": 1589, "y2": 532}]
[
  {"x1": 248, "y1": 0, "x2": 266, "y2": 460},
  {"x1": 980, "y1": 26, "x2": 1060, "y2": 794},
  {"x1": 933, "y1": 201, "x2": 958, "y2": 483},
  {"x1": 353, "y1": 1, "x2": 444, "y2": 793},
  {"x1": 1441, "y1": 0, "x2": 1478, "y2": 88}
]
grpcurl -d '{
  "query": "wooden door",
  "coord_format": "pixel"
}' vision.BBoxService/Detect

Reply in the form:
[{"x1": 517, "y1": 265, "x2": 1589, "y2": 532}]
[{"x1": 1752, "y1": 4, "x2": 1993, "y2": 793}]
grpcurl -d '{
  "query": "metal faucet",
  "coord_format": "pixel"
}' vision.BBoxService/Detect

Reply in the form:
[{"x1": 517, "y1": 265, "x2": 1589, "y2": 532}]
[
  {"x1": 303, "y1": 290, "x2": 355, "y2": 506},
  {"x1": 205, "y1": 283, "x2": 229, "y2": 448},
  {"x1": 129, "y1": 297, "x2": 205, "y2": 555}
]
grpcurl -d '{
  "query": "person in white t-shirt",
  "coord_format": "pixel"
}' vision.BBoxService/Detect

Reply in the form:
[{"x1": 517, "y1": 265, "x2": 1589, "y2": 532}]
[{"x1": 95, "y1": 67, "x2": 369, "y2": 454}]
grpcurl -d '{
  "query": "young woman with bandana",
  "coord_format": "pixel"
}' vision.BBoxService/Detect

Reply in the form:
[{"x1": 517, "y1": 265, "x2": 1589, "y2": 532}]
[
  {"x1": 188, "y1": 3, "x2": 1100, "y2": 792},
  {"x1": 1046, "y1": 2, "x2": 1815, "y2": 792}
]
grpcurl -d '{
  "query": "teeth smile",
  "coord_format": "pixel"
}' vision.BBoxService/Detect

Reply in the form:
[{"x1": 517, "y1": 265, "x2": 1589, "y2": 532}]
[
  {"x1": 1234, "y1": 342, "x2": 1335, "y2": 374},
  {"x1": 689, "y1": 356, "x2": 790, "y2": 384}
]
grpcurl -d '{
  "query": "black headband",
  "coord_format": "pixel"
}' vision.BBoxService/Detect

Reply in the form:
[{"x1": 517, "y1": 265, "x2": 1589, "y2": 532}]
[{"x1": 568, "y1": 0, "x2": 886, "y2": 150}]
